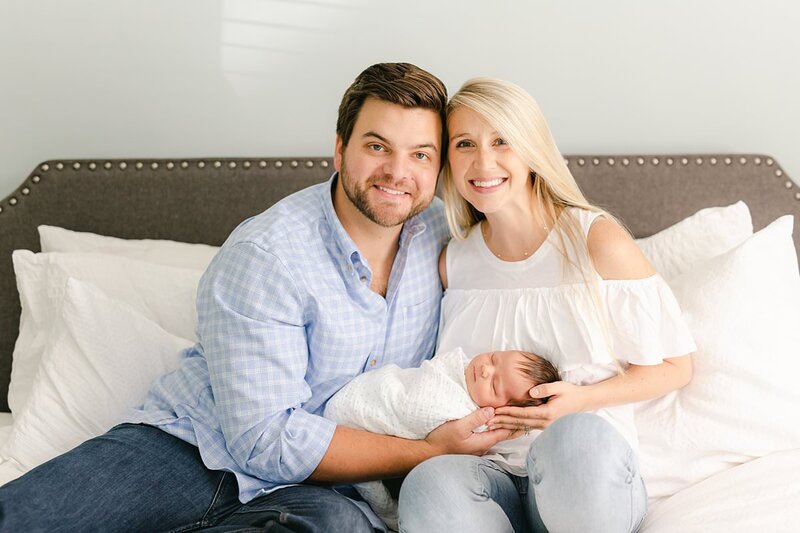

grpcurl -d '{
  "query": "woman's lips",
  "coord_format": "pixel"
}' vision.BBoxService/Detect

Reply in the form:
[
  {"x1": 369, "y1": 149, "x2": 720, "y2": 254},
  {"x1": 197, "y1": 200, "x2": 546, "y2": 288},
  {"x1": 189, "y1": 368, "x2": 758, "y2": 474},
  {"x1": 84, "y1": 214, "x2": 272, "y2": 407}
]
[{"x1": 469, "y1": 177, "x2": 508, "y2": 193}]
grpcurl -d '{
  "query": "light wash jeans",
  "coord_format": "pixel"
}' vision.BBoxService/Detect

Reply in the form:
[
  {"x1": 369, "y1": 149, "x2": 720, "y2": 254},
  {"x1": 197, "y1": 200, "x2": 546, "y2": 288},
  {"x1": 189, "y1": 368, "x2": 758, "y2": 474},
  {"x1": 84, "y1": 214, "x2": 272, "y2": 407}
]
[
  {"x1": 0, "y1": 423, "x2": 376, "y2": 533},
  {"x1": 398, "y1": 413, "x2": 647, "y2": 533}
]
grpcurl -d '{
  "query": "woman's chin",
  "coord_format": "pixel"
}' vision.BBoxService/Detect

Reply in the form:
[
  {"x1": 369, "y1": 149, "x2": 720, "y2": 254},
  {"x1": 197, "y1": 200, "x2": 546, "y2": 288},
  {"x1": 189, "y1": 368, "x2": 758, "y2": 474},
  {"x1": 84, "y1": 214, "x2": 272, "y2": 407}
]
[{"x1": 467, "y1": 200, "x2": 503, "y2": 216}]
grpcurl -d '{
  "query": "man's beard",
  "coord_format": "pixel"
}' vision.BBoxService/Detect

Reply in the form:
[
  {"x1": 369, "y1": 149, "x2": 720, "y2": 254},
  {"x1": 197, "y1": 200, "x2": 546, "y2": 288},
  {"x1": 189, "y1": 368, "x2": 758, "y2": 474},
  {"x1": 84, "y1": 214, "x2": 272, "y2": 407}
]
[{"x1": 340, "y1": 159, "x2": 432, "y2": 228}]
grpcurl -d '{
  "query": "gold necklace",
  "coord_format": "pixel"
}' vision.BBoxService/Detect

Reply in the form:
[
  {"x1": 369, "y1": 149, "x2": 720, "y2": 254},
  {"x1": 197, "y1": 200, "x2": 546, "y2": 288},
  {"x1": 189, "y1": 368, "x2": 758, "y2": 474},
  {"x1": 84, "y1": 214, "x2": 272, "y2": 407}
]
[{"x1": 481, "y1": 220, "x2": 549, "y2": 260}]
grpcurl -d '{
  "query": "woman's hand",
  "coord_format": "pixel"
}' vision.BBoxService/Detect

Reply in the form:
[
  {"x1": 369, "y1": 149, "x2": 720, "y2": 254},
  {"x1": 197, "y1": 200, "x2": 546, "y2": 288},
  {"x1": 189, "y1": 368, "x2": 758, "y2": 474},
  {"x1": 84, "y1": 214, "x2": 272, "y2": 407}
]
[{"x1": 488, "y1": 381, "x2": 590, "y2": 431}]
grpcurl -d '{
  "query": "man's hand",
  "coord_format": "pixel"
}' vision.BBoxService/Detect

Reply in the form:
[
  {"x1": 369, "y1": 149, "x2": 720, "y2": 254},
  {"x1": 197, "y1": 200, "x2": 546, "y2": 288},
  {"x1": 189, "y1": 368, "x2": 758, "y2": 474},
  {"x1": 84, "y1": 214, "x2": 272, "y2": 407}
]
[{"x1": 425, "y1": 407, "x2": 513, "y2": 456}]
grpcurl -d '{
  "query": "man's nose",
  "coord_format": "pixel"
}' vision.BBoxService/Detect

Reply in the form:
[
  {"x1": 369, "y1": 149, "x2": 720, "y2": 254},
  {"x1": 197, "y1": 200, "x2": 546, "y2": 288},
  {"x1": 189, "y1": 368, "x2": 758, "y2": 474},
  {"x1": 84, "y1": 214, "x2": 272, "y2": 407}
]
[{"x1": 382, "y1": 154, "x2": 409, "y2": 180}]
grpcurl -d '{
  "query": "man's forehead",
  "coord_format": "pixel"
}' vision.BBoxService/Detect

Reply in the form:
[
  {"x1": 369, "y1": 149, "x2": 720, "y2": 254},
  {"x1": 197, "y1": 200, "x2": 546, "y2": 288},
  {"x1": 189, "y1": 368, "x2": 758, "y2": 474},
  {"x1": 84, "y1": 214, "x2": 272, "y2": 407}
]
[{"x1": 352, "y1": 99, "x2": 441, "y2": 147}]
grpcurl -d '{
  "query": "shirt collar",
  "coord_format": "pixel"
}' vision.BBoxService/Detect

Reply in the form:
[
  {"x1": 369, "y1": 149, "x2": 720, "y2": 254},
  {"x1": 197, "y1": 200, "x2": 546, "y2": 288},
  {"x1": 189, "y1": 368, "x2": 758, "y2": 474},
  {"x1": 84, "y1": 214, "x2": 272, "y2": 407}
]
[{"x1": 321, "y1": 172, "x2": 429, "y2": 269}]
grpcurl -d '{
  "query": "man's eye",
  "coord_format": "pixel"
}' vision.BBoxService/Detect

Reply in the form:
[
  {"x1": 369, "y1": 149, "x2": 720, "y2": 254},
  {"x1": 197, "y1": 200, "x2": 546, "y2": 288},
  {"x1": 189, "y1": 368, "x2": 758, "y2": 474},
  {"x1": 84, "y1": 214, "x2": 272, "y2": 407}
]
[
  {"x1": 414, "y1": 152, "x2": 428, "y2": 160},
  {"x1": 368, "y1": 144, "x2": 384, "y2": 152}
]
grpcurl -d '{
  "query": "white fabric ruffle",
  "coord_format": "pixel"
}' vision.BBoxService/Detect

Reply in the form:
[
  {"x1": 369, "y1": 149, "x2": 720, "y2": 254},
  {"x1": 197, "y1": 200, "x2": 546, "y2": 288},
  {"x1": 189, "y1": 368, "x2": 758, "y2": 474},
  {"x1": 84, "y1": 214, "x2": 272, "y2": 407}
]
[{"x1": 438, "y1": 274, "x2": 696, "y2": 375}]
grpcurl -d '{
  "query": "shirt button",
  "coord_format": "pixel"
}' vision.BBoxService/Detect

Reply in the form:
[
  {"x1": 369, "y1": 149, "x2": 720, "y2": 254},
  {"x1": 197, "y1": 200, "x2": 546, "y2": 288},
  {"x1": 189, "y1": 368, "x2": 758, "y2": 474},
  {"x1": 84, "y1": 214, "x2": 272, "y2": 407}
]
[
  {"x1": 360, "y1": 276, "x2": 368, "y2": 283},
  {"x1": 370, "y1": 359, "x2": 377, "y2": 367}
]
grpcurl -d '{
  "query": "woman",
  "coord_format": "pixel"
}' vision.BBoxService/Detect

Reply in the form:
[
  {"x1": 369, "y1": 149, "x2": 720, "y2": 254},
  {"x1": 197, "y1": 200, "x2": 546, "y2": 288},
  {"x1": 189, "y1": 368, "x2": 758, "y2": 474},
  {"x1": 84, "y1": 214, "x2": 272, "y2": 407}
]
[{"x1": 397, "y1": 78, "x2": 696, "y2": 532}]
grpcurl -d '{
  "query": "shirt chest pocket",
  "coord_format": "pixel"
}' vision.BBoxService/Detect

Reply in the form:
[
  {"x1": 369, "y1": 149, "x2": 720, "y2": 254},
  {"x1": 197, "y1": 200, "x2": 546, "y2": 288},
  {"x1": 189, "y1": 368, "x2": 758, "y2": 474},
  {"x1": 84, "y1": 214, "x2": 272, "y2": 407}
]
[
  {"x1": 306, "y1": 308, "x2": 380, "y2": 373},
  {"x1": 387, "y1": 296, "x2": 441, "y2": 365}
]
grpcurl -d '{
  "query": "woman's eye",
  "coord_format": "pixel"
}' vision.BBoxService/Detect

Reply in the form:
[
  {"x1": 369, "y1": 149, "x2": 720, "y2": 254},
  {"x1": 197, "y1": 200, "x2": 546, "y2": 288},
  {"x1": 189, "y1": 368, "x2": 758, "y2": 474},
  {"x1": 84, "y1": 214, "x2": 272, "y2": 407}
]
[
  {"x1": 455, "y1": 140, "x2": 473, "y2": 148},
  {"x1": 414, "y1": 152, "x2": 428, "y2": 160},
  {"x1": 494, "y1": 138, "x2": 507, "y2": 146}
]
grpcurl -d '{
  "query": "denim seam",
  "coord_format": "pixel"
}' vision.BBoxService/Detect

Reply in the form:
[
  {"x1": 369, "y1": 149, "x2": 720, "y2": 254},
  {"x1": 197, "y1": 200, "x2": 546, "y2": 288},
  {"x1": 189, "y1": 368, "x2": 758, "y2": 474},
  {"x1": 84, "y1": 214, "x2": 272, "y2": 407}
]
[
  {"x1": 623, "y1": 446, "x2": 634, "y2": 533},
  {"x1": 633, "y1": 478, "x2": 648, "y2": 533},
  {"x1": 200, "y1": 472, "x2": 231, "y2": 528},
  {"x1": 625, "y1": 447, "x2": 648, "y2": 533},
  {"x1": 165, "y1": 518, "x2": 204, "y2": 533},
  {"x1": 470, "y1": 460, "x2": 491, "y2": 500}
]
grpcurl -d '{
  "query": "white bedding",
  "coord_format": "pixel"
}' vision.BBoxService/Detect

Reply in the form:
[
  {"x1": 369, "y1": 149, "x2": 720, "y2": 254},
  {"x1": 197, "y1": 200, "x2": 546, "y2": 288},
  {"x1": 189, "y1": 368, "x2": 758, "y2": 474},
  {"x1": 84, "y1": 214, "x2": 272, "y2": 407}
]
[
  {"x1": 643, "y1": 449, "x2": 800, "y2": 532},
  {"x1": 0, "y1": 413, "x2": 23, "y2": 487},
  {"x1": 1, "y1": 208, "x2": 798, "y2": 532},
  {"x1": 0, "y1": 412, "x2": 13, "y2": 436}
]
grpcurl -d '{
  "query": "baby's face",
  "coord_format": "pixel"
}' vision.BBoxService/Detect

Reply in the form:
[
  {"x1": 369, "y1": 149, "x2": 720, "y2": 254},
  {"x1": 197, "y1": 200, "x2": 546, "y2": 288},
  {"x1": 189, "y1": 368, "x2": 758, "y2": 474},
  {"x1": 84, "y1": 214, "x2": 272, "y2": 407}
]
[{"x1": 465, "y1": 350, "x2": 533, "y2": 408}]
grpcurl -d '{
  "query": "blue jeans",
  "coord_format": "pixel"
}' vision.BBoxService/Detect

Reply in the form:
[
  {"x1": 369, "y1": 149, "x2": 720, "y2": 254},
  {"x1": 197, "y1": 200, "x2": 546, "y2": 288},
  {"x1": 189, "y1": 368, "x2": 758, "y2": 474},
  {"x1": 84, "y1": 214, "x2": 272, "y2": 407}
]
[
  {"x1": 398, "y1": 413, "x2": 647, "y2": 533},
  {"x1": 0, "y1": 424, "x2": 375, "y2": 533}
]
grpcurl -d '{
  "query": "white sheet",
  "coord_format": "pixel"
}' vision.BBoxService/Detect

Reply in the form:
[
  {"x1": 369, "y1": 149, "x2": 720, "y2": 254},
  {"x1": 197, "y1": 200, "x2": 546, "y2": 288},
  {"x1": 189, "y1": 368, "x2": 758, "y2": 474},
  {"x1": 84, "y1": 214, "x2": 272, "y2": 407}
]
[{"x1": 643, "y1": 448, "x2": 800, "y2": 532}]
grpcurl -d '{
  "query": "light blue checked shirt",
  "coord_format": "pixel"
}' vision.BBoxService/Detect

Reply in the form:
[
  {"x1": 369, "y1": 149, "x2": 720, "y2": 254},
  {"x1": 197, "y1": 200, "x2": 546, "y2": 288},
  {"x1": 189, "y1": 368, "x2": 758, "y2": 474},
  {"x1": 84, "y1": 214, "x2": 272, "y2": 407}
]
[{"x1": 127, "y1": 174, "x2": 449, "y2": 503}]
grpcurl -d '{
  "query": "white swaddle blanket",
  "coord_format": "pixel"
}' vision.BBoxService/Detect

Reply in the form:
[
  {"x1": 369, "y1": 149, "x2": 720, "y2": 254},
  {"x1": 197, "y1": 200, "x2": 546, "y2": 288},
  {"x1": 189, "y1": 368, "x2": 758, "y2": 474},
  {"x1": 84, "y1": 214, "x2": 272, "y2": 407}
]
[{"x1": 323, "y1": 347, "x2": 478, "y2": 530}]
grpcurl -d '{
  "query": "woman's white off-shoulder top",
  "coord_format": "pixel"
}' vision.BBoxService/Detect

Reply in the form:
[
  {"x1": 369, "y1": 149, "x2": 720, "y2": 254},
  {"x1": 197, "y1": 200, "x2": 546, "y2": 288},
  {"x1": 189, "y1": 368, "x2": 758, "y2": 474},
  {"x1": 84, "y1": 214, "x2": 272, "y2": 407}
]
[{"x1": 437, "y1": 208, "x2": 696, "y2": 475}]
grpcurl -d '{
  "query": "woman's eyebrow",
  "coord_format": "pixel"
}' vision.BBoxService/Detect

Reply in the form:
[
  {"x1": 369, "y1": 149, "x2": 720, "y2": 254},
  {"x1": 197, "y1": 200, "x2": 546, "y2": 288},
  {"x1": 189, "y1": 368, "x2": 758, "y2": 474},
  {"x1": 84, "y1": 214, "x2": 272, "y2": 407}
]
[{"x1": 450, "y1": 130, "x2": 501, "y2": 140}]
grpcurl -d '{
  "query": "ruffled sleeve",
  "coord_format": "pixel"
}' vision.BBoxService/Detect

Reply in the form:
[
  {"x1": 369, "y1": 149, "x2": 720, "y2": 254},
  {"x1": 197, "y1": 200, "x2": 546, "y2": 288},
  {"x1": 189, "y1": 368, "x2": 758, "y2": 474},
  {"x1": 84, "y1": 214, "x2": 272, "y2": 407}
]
[
  {"x1": 523, "y1": 275, "x2": 696, "y2": 370},
  {"x1": 438, "y1": 275, "x2": 696, "y2": 374},
  {"x1": 600, "y1": 274, "x2": 696, "y2": 365}
]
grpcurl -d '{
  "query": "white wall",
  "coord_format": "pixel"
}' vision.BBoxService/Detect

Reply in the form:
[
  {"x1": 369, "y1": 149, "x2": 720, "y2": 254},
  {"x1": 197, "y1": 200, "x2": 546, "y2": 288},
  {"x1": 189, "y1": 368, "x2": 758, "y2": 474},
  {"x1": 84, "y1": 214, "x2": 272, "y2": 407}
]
[{"x1": 1, "y1": 0, "x2": 798, "y2": 198}]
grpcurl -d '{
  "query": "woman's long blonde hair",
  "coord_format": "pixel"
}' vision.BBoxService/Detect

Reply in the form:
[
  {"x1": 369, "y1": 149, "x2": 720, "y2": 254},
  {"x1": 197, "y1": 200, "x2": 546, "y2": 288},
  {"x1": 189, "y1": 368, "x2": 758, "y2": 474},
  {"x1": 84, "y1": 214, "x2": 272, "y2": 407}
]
[
  {"x1": 444, "y1": 77, "x2": 616, "y2": 278},
  {"x1": 443, "y1": 77, "x2": 622, "y2": 368}
]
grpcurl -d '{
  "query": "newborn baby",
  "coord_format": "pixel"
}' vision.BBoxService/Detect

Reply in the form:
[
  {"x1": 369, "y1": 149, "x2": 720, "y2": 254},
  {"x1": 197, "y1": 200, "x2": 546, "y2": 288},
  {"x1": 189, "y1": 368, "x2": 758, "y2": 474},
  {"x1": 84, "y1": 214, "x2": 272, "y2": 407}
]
[{"x1": 323, "y1": 346, "x2": 558, "y2": 531}]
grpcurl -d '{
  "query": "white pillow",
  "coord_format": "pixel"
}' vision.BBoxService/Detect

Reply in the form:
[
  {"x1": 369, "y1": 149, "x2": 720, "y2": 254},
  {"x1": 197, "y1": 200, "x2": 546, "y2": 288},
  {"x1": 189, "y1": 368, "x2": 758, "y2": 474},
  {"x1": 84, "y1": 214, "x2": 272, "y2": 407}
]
[
  {"x1": 0, "y1": 278, "x2": 193, "y2": 474},
  {"x1": 9, "y1": 250, "x2": 202, "y2": 415},
  {"x1": 38, "y1": 225, "x2": 219, "y2": 270},
  {"x1": 635, "y1": 215, "x2": 800, "y2": 500},
  {"x1": 635, "y1": 201, "x2": 753, "y2": 280}
]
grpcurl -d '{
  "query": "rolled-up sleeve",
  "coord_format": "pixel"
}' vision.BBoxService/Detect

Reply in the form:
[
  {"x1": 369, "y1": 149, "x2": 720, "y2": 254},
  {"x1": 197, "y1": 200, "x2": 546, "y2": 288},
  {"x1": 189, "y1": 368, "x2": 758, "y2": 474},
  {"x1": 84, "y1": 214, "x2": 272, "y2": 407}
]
[{"x1": 197, "y1": 240, "x2": 336, "y2": 484}]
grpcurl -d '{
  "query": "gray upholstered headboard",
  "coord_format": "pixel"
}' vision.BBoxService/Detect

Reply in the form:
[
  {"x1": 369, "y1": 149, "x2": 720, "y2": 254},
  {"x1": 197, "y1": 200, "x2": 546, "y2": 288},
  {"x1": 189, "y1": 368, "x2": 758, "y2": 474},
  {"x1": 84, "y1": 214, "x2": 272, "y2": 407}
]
[{"x1": 0, "y1": 154, "x2": 796, "y2": 412}]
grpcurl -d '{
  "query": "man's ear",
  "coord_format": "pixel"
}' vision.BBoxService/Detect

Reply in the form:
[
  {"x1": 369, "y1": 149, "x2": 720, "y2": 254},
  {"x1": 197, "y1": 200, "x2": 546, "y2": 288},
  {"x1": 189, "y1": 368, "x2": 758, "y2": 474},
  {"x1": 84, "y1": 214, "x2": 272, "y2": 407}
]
[{"x1": 333, "y1": 136, "x2": 344, "y2": 172}]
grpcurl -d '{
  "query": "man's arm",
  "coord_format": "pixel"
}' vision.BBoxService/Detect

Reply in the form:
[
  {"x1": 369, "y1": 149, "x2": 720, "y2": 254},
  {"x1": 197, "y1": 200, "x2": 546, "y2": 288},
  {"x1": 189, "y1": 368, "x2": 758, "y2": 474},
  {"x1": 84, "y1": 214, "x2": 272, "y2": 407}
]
[
  {"x1": 199, "y1": 241, "x2": 335, "y2": 485},
  {"x1": 311, "y1": 408, "x2": 507, "y2": 483},
  {"x1": 200, "y1": 241, "x2": 510, "y2": 486}
]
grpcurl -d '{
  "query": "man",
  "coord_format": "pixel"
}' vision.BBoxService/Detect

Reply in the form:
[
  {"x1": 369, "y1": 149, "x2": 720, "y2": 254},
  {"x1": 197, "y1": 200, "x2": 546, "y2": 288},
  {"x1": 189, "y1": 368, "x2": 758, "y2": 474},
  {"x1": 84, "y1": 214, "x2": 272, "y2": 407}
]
[{"x1": 0, "y1": 63, "x2": 510, "y2": 532}]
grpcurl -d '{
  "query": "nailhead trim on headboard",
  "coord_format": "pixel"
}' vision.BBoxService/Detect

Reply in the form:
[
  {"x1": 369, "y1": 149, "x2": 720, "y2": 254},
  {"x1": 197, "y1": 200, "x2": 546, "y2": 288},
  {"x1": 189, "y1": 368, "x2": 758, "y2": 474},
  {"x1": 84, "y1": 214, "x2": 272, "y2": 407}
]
[{"x1": 0, "y1": 155, "x2": 794, "y2": 217}]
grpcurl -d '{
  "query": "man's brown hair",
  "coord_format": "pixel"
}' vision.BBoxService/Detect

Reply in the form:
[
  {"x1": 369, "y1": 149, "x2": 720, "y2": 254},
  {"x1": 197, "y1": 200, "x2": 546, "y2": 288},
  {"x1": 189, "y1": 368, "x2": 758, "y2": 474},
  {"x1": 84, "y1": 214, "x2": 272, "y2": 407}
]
[{"x1": 336, "y1": 62, "x2": 448, "y2": 162}]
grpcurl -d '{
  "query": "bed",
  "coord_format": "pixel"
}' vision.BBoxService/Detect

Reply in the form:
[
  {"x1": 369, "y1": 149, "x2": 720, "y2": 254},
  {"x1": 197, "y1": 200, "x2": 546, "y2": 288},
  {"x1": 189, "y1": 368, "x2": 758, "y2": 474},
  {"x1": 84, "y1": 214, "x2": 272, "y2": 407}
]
[{"x1": 0, "y1": 154, "x2": 798, "y2": 532}]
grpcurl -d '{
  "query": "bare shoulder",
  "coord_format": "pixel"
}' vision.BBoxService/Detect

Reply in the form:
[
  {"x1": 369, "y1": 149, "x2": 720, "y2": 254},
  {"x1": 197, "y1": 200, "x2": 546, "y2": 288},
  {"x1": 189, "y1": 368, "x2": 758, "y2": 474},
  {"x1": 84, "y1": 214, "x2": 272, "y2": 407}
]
[
  {"x1": 438, "y1": 244, "x2": 448, "y2": 289},
  {"x1": 587, "y1": 216, "x2": 656, "y2": 280}
]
